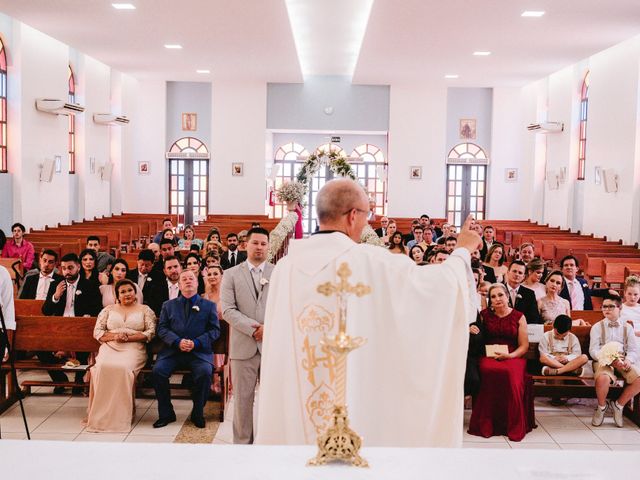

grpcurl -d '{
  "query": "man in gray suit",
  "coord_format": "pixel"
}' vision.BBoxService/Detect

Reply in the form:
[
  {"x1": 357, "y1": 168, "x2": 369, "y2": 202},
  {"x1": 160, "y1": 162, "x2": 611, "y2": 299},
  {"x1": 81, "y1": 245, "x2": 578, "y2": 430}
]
[{"x1": 221, "y1": 227, "x2": 273, "y2": 444}]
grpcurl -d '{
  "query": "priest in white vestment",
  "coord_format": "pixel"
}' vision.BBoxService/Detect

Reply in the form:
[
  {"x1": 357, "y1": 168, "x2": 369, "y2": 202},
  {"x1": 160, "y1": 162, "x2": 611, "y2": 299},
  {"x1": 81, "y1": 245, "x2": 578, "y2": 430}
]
[{"x1": 256, "y1": 179, "x2": 481, "y2": 448}]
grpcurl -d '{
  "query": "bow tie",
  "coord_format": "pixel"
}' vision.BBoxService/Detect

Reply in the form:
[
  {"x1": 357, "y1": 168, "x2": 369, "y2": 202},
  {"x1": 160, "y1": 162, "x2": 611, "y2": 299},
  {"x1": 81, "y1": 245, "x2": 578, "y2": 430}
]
[{"x1": 608, "y1": 321, "x2": 620, "y2": 328}]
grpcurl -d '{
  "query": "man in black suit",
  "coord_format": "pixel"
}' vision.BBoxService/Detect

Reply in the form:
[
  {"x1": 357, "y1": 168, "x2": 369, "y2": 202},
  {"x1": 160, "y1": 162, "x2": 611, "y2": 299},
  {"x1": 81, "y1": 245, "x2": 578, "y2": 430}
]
[
  {"x1": 19, "y1": 249, "x2": 61, "y2": 300},
  {"x1": 504, "y1": 260, "x2": 542, "y2": 324},
  {"x1": 374, "y1": 216, "x2": 389, "y2": 238},
  {"x1": 149, "y1": 256, "x2": 182, "y2": 317},
  {"x1": 558, "y1": 255, "x2": 609, "y2": 310},
  {"x1": 479, "y1": 225, "x2": 496, "y2": 260},
  {"x1": 126, "y1": 249, "x2": 157, "y2": 308},
  {"x1": 220, "y1": 233, "x2": 247, "y2": 270},
  {"x1": 41, "y1": 253, "x2": 102, "y2": 392}
]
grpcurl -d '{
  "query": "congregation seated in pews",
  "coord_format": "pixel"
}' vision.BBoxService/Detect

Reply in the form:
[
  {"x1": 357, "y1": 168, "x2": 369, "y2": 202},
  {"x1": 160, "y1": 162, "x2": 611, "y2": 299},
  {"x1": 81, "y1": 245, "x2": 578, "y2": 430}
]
[{"x1": 1, "y1": 212, "x2": 640, "y2": 443}]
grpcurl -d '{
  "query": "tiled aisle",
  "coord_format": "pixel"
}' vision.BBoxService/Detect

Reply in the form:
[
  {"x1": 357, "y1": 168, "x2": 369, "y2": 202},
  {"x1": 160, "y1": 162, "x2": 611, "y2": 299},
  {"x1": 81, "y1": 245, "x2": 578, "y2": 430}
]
[{"x1": 2, "y1": 383, "x2": 640, "y2": 449}]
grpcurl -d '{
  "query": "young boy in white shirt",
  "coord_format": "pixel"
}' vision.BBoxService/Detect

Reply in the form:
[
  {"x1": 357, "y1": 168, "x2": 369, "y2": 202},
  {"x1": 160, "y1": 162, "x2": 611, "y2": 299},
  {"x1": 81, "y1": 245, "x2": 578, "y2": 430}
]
[{"x1": 539, "y1": 314, "x2": 588, "y2": 376}]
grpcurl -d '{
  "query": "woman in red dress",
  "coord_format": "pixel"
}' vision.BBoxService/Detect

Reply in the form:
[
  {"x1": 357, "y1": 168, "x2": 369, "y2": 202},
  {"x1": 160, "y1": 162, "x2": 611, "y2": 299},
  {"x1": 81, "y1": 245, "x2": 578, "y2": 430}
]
[{"x1": 468, "y1": 283, "x2": 535, "y2": 442}]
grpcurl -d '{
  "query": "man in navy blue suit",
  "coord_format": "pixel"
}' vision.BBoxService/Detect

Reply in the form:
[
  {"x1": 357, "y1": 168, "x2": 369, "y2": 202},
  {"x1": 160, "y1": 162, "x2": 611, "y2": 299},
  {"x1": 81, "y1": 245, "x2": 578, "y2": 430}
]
[{"x1": 152, "y1": 269, "x2": 220, "y2": 429}]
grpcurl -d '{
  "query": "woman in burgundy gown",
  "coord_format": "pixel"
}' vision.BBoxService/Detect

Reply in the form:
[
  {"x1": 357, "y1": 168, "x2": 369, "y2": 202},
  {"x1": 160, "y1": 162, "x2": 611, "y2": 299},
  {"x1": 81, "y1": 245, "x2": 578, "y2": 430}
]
[{"x1": 468, "y1": 283, "x2": 535, "y2": 442}]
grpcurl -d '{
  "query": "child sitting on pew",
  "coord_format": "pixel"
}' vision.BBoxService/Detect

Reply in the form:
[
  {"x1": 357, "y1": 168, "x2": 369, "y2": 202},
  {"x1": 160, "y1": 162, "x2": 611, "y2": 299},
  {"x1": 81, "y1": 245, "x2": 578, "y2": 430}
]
[
  {"x1": 620, "y1": 275, "x2": 640, "y2": 337},
  {"x1": 538, "y1": 314, "x2": 588, "y2": 376}
]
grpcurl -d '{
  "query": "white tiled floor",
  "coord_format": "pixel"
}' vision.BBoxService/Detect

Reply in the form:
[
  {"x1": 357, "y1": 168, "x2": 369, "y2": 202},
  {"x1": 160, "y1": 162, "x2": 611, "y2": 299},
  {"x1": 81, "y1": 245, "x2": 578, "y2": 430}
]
[{"x1": 2, "y1": 376, "x2": 640, "y2": 449}]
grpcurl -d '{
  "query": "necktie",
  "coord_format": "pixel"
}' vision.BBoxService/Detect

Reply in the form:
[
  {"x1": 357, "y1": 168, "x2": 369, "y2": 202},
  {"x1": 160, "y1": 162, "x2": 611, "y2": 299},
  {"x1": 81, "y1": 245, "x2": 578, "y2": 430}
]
[
  {"x1": 608, "y1": 321, "x2": 620, "y2": 328},
  {"x1": 169, "y1": 283, "x2": 178, "y2": 300},
  {"x1": 568, "y1": 281, "x2": 579, "y2": 309},
  {"x1": 251, "y1": 267, "x2": 260, "y2": 297},
  {"x1": 230, "y1": 252, "x2": 236, "y2": 267},
  {"x1": 138, "y1": 274, "x2": 146, "y2": 291},
  {"x1": 510, "y1": 288, "x2": 517, "y2": 306}
]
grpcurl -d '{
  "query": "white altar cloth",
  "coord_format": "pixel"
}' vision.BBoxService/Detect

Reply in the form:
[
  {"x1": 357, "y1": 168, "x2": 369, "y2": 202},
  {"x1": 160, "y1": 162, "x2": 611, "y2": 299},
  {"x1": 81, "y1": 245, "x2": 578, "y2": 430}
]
[{"x1": 0, "y1": 441, "x2": 636, "y2": 479}]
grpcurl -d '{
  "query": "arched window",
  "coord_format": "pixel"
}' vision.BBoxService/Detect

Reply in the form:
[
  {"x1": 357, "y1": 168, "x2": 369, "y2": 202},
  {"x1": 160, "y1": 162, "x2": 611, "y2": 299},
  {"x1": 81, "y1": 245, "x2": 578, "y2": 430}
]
[
  {"x1": 167, "y1": 137, "x2": 210, "y2": 224},
  {"x1": 578, "y1": 71, "x2": 589, "y2": 180},
  {"x1": 68, "y1": 65, "x2": 76, "y2": 174},
  {"x1": 272, "y1": 142, "x2": 308, "y2": 219},
  {"x1": 446, "y1": 143, "x2": 489, "y2": 227},
  {"x1": 0, "y1": 38, "x2": 7, "y2": 173},
  {"x1": 351, "y1": 144, "x2": 386, "y2": 215},
  {"x1": 315, "y1": 143, "x2": 345, "y2": 157}
]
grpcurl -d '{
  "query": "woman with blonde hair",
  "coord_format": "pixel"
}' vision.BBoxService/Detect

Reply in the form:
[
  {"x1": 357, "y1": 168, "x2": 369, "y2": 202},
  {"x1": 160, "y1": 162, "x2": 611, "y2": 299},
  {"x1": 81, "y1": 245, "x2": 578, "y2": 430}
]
[
  {"x1": 202, "y1": 264, "x2": 228, "y2": 394},
  {"x1": 620, "y1": 274, "x2": 640, "y2": 336},
  {"x1": 523, "y1": 258, "x2": 547, "y2": 300}
]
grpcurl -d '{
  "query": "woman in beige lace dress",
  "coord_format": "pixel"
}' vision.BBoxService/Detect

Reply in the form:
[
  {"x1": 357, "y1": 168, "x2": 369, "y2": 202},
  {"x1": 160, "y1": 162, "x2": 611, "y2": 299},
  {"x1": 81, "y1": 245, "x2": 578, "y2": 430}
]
[
  {"x1": 538, "y1": 270, "x2": 586, "y2": 326},
  {"x1": 85, "y1": 279, "x2": 156, "y2": 432}
]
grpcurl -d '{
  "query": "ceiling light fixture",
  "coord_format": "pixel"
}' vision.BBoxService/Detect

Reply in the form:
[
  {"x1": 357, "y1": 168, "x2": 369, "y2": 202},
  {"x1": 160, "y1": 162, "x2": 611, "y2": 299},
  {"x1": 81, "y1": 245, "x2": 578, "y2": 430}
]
[
  {"x1": 444, "y1": 74, "x2": 459, "y2": 79},
  {"x1": 196, "y1": 69, "x2": 210, "y2": 74},
  {"x1": 164, "y1": 44, "x2": 182, "y2": 49},
  {"x1": 473, "y1": 51, "x2": 491, "y2": 56},
  {"x1": 521, "y1": 11, "x2": 545, "y2": 17},
  {"x1": 112, "y1": 3, "x2": 136, "y2": 10}
]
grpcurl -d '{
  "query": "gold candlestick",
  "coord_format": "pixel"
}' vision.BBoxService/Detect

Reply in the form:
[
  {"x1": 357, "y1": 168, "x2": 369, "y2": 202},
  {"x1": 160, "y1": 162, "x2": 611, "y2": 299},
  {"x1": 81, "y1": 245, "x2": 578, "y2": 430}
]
[{"x1": 307, "y1": 262, "x2": 371, "y2": 468}]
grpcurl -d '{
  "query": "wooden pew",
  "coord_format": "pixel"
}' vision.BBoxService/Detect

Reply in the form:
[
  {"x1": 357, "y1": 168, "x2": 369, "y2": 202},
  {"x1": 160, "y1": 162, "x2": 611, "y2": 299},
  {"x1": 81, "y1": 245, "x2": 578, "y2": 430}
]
[
  {"x1": 0, "y1": 316, "x2": 99, "y2": 413},
  {"x1": 14, "y1": 299, "x2": 45, "y2": 316},
  {"x1": 602, "y1": 261, "x2": 640, "y2": 288},
  {"x1": 571, "y1": 310, "x2": 603, "y2": 325}
]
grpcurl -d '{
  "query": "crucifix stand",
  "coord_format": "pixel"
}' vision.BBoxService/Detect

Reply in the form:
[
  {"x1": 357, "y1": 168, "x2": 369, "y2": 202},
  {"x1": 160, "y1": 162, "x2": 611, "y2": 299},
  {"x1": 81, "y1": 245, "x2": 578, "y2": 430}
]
[{"x1": 307, "y1": 262, "x2": 371, "y2": 468}]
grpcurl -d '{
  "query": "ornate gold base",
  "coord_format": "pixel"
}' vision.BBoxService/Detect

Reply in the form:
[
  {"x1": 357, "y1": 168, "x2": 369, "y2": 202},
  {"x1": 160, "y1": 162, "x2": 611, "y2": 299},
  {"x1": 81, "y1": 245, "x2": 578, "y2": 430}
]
[{"x1": 307, "y1": 405, "x2": 369, "y2": 468}]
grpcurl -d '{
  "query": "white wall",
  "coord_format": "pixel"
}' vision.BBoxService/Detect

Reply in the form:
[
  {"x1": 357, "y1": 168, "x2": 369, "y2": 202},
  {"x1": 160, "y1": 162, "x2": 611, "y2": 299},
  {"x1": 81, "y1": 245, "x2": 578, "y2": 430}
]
[
  {"x1": 122, "y1": 79, "x2": 166, "y2": 213},
  {"x1": 489, "y1": 87, "x2": 531, "y2": 220},
  {"x1": 211, "y1": 81, "x2": 267, "y2": 215},
  {"x1": 387, "y1": 83, "x2": 447, "y2": 217}
]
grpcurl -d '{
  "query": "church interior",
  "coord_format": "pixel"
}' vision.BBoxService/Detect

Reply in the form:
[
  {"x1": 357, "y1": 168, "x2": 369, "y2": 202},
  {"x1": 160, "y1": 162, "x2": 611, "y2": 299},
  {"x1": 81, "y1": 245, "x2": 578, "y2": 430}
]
[{"x1": 1, "y1": 0, "x2": 640, "y2": 473}]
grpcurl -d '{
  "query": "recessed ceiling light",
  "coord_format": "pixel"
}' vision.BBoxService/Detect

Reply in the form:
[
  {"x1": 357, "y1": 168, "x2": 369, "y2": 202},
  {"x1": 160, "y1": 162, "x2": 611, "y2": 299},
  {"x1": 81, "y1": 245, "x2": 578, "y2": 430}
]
[
  {"x1": 164, "y1": 44, "x2": 182, "y2": 49},
  {"x1": 521, "y1": 11, "x2": 545, "y2": 17},
  {"x1": 112, "y1": 3, "x2": 136, "y2": 10},
  {"x1": 196, "y1": 69, "x2": 210, "y2": 74},
  {"x1": 473, "y1": 51, "x2": 491, "y2": 56},
  {"x1": 444, "y1": 74, "x2": 459, "y2": 79}
]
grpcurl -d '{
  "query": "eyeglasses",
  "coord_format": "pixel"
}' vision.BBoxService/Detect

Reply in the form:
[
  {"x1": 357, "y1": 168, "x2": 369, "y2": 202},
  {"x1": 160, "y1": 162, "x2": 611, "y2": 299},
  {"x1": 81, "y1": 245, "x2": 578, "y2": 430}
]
[{"x1": 602, "y1": 304, "x2": 618, "y2": 310}]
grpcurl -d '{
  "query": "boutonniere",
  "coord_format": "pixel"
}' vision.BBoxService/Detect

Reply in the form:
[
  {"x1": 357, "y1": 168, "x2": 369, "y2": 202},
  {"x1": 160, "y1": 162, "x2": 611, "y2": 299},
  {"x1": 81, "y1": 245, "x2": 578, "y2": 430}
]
[
  {"x1": 192, "y1": 305, "x2": 200, "y2": 312},
  {"x1": 516, "y1": 294, "x2": 522, "y2": 299},
  {"x1": 75, "y1": 289, "x2": 82, "y2": 296},
  {"x1": 582, "y1": 284, "x2": 588, "y2": 289},
  {"x1": 146, "y1": 277, "x2": 152, "y2": 282},
  {"x1": 259, "y1": 278, "x2": 269, "y2": 287}
]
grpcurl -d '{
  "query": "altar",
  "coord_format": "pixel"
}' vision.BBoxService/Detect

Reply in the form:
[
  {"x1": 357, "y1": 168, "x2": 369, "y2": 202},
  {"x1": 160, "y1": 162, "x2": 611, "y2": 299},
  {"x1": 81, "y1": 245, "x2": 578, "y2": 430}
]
[{"x1": 1, "y1": 441, "x2": 635, "y2": 479}]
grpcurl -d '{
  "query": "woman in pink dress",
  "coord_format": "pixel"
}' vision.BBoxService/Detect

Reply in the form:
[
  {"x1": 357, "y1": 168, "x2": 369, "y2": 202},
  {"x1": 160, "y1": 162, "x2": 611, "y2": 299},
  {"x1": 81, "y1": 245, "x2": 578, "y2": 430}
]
[{"x1": 468, "y1": 283, "x2": 535, "y2": 442}]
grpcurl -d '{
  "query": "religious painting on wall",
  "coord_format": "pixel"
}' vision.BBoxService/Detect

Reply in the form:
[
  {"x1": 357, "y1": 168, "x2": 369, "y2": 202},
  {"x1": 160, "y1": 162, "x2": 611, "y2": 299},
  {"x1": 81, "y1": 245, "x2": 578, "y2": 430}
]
[
  {"x1": 232, "y1": 162, "x2": 244, "y2": 176},
  {"x1": 459, "y1": 119, "x2": 477, "y2": 140},
  {"x1": 138, "y1": 161, "x2": 150, "y2": 175},
  {"x1": 409, "y1": 166, "x2": 422, "y2": 179},
  {"x1": 182, "y1": 112, "x2": 197, "y2": 131},
  {"x1": 505, "y1": 168, "x2": 518, "y2": 183}
]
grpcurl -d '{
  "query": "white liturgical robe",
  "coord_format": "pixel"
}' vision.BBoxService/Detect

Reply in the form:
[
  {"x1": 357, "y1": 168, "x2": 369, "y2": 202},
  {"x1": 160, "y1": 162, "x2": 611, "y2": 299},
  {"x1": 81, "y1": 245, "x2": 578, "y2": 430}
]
[{"x1": 256, "y1": 232, "x2": 475, "y2": 448}]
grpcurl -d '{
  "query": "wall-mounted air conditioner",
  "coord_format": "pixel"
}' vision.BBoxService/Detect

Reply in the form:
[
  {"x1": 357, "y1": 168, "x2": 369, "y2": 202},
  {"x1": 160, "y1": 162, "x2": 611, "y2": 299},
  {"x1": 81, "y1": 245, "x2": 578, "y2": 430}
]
[
  {"x1": 93, "y1": 114, "x2": 130, "y2": 126},
  {"x1": 35, "y1": 99, "x2": 85, "y2": 115},
  {"x1": 527, "y1": 122, "x2": 564, "y2": 134}
]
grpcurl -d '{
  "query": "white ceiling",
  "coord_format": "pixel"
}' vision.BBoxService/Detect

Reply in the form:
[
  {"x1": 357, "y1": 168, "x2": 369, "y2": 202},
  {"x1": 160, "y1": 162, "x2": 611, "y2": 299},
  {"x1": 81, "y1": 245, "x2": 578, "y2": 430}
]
[{"x1": 1, "y1": 0, "x2": 640, "y2": 86}]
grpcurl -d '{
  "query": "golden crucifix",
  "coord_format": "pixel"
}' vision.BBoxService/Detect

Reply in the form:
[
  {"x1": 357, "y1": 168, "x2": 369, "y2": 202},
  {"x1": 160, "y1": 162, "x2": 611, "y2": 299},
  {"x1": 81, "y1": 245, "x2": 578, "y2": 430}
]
[{"x1": 307, "y1": 262, "x2": 371, "y2": 468}]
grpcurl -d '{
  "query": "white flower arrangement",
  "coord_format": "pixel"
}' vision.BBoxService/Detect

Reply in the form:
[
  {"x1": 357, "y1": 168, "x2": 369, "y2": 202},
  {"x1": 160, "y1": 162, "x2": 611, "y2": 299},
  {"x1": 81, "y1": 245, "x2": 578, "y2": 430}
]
[
  {"x1": 598, "y1": 341, "x2": 624, "y2": 366},
  {"x1": 267, "y1": 211, "x2": 299, "y2": 262},
  {"x1": 360, "y1": 224, "x2": 385, "y2": 247},
  {"x1": 259, "y1": 277, "x2": 269, "y2": 286},
  {"x1": 276, "y1": 181, "x2": 306, "y2": 204}
]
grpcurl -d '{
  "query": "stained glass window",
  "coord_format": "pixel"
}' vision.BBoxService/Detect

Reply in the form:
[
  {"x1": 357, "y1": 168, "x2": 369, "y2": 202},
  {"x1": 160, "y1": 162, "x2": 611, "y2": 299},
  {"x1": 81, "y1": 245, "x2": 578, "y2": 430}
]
[
  {"x1": 68, "y1": 65, "x2": 76, "y2": 174},
  {"x1": 0, "y1": 38, "x2": 7, "y2": 173},
  {"x1": 578, "y1": 71, "x2": 589, "y2": 180}
]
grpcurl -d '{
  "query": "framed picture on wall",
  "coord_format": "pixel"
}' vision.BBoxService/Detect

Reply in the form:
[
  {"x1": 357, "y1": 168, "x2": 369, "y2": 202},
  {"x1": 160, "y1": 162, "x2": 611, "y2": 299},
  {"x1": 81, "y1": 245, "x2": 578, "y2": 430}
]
[
  {"x1": 409, "y1": 166, "x2": 422, "y2": 179},
  {"x1": 459, "y1": 119, "x2": 477, "y2": 140},
  {"x1": 182, "y1": 113, "x2": 197, "y2": 131},
  {"x1": 505, "y1": 168, "x2": 518, "y2": 183},
  {"x1": 138, "y1": 161, "x2": 150, "y2": 175},
  {"x1": 232, "y1": 162, "x2": 244, "y2": 176}
]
